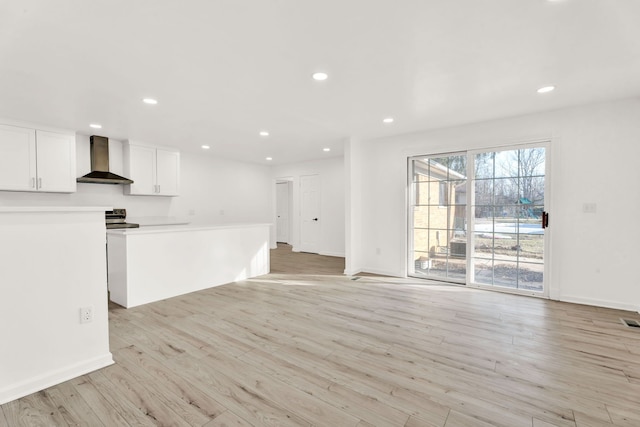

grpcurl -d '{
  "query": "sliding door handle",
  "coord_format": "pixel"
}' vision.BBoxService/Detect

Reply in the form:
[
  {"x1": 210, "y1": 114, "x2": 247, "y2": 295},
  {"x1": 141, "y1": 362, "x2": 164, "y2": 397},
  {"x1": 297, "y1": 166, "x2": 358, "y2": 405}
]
[{"x1": 542, "y1": 211, "x2": 549, "y2": 229}]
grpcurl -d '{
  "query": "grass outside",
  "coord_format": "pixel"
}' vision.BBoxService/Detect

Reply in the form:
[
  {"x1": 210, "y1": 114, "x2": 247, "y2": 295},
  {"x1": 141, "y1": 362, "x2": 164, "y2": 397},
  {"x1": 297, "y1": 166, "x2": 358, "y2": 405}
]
[{"x1": 474, "y1": 217, "x2": 543, "y2": 261}]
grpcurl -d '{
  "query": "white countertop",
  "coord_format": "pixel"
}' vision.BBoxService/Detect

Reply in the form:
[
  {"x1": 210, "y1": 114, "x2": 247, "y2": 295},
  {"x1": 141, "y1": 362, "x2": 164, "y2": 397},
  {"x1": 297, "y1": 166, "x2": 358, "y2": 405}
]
[
  {"x1": 126, "y1": 216, "x2": 191, "y2": 226},
  {"x1": 0, "y1": 206, "x2": 111, "y2": 213},
  {"x1": 107, "y1": 222, "x2": 271, "y2": 235}
]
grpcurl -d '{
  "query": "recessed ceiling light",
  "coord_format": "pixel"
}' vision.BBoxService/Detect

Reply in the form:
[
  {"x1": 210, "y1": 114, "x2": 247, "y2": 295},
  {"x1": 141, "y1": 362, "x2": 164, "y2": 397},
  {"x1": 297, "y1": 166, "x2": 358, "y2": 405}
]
[
  {"x1": 201, "y1": 145, "x2": 210, "y2": 149},
  {"x1": 383, "y1": 117, "x2": 394, "y2": 123},
  {"x1": 142, "y1": 98, "x2": 158, "y2": 105},
  {"x1": 323, "y1": 148, "x2": 331, "y2": 152},
  {"x1": 259, "y1": 131, "x2": 269, "y2": 137},
  {"x1": 312, "y1": 72, "x2": 328, "y2": 81},
  {"x1": 89, "y1": 123, "x2": 102, "y2": 129},
  {"x1": 266, "y1": 157, "x2": 273, "y2": 161},
  {"x1": 537, "y1": 86, "x2": 555, "y2": 94}
]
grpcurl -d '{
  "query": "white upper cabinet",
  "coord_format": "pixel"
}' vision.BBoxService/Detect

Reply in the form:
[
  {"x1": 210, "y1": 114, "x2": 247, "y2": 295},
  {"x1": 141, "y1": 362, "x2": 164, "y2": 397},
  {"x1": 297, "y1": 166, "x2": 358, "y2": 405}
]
[
  {"x1": 126, "y1": 144, "x2": 156, "y2": 195},
  {"x1": 124, "y1": 141, "x2": 180, "y2": 196},
  {"x1": 155, "y1": 148, "x2": 180, "y2": 196},
  {"x1": 35, "y1": 130, "x2": 76, "y2": 192},
  {"x1": 0, "y1": 124, "x2": 36, "y2": 191},
  {"x1": 0, "y1": 124, "x2": 76, "y2": 193}
]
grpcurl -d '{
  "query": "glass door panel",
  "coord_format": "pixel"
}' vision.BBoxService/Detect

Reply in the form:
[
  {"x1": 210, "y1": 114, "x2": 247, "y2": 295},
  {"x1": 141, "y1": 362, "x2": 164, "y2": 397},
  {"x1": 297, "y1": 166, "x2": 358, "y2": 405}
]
[
  {"x1": 470, "y1": 146, "x2": 546, "y2": 292},
  {"x1": 409, "y1": 154, "x2": 467, "y2": 282}
]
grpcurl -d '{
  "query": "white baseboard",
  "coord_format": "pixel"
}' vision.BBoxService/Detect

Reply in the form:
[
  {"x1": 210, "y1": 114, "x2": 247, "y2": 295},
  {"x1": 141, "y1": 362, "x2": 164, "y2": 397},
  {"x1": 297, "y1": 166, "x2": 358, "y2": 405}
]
[
  {"x1": 360, "y1": 268, "x2": 402, "y2": 277},
  {"x1": 344, "y1": 268, "x2": 404, "y2": 277},
  {"x1": 344, "y1": 268, "x2": 401, "y2": 277},
  {"x1": 291, "y1": 247, "x2": 345, "y2": 258},
  {"x1": 319, "y1": 251, "x2": 345, "y2": 258},
  {"x1": 0, "y1": 353, "x2": 114, "y2": 405},
  {"x1": 559, "y1": 295, "x2": 639, "y2": 313}
]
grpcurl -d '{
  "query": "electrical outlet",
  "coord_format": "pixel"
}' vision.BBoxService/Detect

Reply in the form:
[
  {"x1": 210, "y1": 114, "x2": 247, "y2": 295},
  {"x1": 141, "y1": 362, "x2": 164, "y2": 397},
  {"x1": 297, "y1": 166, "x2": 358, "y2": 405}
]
[{"x1": 79, "y1": 306, "x2": 93, "y2": 324}]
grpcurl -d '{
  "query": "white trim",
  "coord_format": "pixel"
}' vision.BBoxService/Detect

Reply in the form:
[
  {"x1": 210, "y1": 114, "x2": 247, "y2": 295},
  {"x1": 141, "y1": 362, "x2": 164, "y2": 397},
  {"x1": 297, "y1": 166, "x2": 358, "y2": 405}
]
[
  {"x1": 124, "y1": 139, "x2": 180, "y2": 153},
  {"x1": 406, "y1": 156, "x2": 415, "y2": 278},
  {"x1": 0, "y1": 353, "x2": 114, "y2": 405},
  {"x1": 559, "y1": 295, "x2": 639, "y2": 313},
  {"x1": 469, "y1": 282, "x2": 547, "y2": 299},
  {"x1": 0, "y1": 117, "x2": 75, "y2": 135},
  {"x1": 362, "y1": 267, "x2": 401, "y2": 277},
  {"x1": 292, "y1": 246, "x2": 344, "y2": 258},
  {"x1": 319, "y1": 251, "x2": 346, "y2": 258}
]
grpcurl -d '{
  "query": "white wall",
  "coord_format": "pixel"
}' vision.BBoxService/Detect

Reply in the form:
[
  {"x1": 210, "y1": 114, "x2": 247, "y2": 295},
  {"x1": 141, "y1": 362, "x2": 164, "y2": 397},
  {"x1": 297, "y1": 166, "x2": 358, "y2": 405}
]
[
  {"x1": 344, "y1": 137, "x2": 367, "y2": 275},
  {"x1": 350, "y1": 97, "x2": 640, "y2": 312},
  {"x1": 0, "y1": 208, "x2": 113, "y2": 404},
  {"x1": 0, "y1": 134, "x2": 273, "y2": 227},
  {"x1": 272, "y1": 156, "x2": 345, "y2": 257}
]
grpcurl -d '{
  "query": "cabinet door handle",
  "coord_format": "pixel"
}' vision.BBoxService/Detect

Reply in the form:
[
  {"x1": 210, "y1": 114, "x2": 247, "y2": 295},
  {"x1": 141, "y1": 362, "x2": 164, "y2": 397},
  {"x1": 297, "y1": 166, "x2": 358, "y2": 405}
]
[
  {"x1": 31, "y1": 177, "x2": 36, "y2": 188},
  {"x1": 38, "y1": 178, "x2": 42, "y2": 189},
  {"x1": 157, "y1": 184, "x2": 161, "y2": 193}
]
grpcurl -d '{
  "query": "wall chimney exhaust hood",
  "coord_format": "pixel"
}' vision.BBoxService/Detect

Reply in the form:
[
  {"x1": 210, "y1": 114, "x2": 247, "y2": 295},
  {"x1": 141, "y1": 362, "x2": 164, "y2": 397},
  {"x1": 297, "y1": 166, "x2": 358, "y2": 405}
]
[{"x1": 77, "y1": 135, "x2": 134, "y2": 184}]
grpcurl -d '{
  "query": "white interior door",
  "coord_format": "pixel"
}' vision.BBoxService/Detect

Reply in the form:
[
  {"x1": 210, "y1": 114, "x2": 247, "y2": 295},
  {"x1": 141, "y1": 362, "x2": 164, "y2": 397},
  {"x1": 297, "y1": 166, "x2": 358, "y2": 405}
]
[
  {"x1": 300, "y1": 174, "x2": 320, "y2": 253},
  {"x1": 276, "y1": 182, "x2": 290, "y2": 243}
]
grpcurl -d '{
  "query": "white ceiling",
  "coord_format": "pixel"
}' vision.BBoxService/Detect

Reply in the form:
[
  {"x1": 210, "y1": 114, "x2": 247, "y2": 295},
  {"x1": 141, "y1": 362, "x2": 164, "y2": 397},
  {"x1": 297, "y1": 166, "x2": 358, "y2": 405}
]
[{"x1": 1, "y1": 0, "x2": 640, "y2": 165}]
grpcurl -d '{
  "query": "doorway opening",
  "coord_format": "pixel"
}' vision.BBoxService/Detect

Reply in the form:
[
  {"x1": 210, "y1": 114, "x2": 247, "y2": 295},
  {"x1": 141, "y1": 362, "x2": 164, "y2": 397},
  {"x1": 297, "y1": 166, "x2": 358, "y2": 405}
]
[{"x1": 276, "y1": 180, "x2": 292, "y2": 244}]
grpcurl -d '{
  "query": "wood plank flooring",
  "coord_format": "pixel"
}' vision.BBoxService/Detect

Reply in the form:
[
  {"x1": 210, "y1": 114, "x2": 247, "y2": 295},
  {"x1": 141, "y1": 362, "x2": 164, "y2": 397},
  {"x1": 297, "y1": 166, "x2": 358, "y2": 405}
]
[{"x1": 3, "y1": 243, "x2": 640, "y2": 426}]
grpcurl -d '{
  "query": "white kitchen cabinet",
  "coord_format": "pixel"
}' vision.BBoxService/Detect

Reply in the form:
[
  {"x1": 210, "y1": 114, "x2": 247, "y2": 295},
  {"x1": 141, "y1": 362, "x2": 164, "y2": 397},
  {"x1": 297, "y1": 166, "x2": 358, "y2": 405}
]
[
  {"x1": 107, "y1": 224, "x2": 270, "y2": 308},
  {"x1": 155, "y1": 148, "x2": 180, "y2": 195},
  {"x1": 35, "y1": 130, "x2": 77, "y2": 192},
  {"x1": 0, "y1": 124, "x2": 76, "y2": 193},
  {"x1": 124, "y1": 141, "x2": 180, "y2": 196}
]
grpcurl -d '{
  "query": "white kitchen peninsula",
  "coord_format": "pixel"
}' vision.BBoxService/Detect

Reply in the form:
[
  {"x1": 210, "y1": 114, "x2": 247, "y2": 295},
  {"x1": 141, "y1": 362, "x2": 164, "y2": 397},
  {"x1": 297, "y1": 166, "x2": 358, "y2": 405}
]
[
  {"x1": 0, "y1": 207, "x2": 113, "y2": 405},
  {"x1": 107, "y1": 223, "x2": 270, "y2": 308}
]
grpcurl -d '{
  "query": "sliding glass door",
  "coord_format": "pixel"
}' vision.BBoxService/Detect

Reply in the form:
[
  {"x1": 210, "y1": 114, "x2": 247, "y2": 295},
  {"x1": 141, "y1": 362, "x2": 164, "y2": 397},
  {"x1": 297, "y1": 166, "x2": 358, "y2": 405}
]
[{"x1": 408, "y1": 144, "x2": 548, "y2": 295}]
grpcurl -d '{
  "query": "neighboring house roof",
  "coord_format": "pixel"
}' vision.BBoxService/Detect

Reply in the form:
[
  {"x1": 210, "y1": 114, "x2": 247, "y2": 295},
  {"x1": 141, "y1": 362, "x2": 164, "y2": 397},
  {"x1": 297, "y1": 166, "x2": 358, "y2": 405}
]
[{"x1": 414, "y1": 158, "x2": 467, "y2": 180}]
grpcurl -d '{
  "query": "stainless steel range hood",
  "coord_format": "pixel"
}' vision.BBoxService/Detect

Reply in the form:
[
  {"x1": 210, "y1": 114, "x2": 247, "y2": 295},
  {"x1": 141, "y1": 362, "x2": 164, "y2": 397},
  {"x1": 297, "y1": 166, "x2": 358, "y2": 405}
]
[{"x1": 77, "y1": 135, "x2": 134, "y2": 185}]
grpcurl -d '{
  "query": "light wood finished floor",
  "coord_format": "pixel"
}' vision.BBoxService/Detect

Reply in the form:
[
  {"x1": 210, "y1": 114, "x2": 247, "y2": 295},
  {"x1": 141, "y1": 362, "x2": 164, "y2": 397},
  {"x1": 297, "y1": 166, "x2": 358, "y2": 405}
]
[{"x1": 3, "y1": 244, "x2": 640, "y2": 426}]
